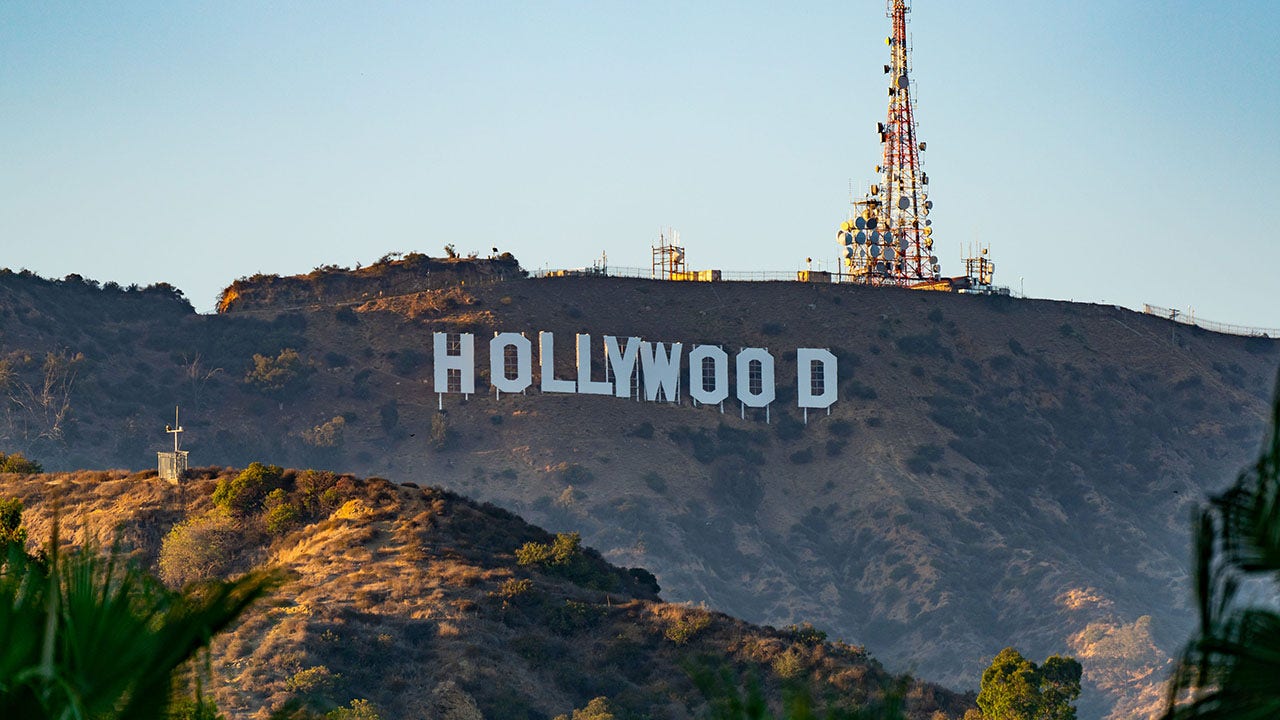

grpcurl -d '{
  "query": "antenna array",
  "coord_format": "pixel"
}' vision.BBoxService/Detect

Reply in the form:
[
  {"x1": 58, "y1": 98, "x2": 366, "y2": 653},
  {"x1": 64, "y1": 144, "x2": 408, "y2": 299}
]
[{"x1": 837, "y1": 0, "x2": 939, "y2": 285}]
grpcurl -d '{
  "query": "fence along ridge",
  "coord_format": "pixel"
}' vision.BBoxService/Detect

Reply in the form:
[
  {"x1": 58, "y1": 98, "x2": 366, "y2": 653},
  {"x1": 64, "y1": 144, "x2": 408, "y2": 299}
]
[{"x1": 1143, "y1": 303, "x2": 1280, "y2": 338}]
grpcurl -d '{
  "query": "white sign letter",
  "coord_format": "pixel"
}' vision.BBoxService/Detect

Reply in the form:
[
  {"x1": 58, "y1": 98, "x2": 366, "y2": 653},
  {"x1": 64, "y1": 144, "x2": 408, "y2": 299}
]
[
  {"x1": 688, "y1": 345, "x2": 729, "y2": 405},
  {"x1": 576, "y1": 334, "x2": 612, "y2": 396},
  {"x1": 605, "y1": 336, "x2": 641, "y2": 398},
  {"x1": 490, "y1": 332, "x2": 532, "y2": 393},
  {"x1": 433, "y1": 332, "x2": 475, "y2": 394},
  {"x1": 735, "y1": 347, "x2": 775, "y2": 408},
  {"x1": 797, "y1": 348, "x2": 838, "y2": 409},
  {"x1": 539, "y1": 331, "x2": 576, "y2": 394},
  {"x1": 639, "y1": 341, "x2": 683, "y2": 402}
]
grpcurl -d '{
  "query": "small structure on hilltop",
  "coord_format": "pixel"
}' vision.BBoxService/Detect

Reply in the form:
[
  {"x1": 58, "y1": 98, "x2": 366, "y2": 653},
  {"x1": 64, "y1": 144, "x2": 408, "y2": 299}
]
[
  {"x1": 653, "y1": 229, "x2": 721, "y2": 282},
  {"x1": 157, "y1": 406, "x2": 188, "y2": 484}
]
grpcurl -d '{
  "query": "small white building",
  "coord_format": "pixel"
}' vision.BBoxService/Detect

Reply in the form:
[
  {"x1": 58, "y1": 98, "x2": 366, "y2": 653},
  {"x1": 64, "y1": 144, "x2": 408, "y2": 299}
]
[{"x1": 157, "y1": 407, "x2": 188, "y2": 484}]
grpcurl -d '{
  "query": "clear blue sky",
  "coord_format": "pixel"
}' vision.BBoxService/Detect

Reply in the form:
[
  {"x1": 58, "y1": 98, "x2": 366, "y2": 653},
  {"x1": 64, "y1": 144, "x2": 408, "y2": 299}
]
[{"x1": 3, "y1": 2, "x2": 1279, "y2": 327}]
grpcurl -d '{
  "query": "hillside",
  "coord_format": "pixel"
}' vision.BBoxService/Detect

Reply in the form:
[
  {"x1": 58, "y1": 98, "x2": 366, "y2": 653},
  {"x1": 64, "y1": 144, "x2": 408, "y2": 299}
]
[
  {"x1": 0, "y1": 468, "x2": 967, "y2": 719},
  {"x1": 0, "y1": 258, "x2": 1278, "y2": 718}
]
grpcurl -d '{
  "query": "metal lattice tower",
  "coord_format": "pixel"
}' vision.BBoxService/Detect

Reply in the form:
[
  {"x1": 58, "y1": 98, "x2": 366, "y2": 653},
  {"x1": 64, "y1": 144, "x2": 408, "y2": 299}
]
[{"x1": 838, "y1": 0, "x2": 939, "y2": 285}]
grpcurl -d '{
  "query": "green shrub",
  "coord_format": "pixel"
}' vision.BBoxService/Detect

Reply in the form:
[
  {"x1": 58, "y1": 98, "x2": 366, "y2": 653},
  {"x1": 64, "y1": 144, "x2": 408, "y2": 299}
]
[
  {"x1": 496, "y1": 577, "x2": 534, "y2": 600},
  {"x1": 244, "y1": 348, "x2": 308, "y2": 396},
  {"x1": 212, "y1": 462, "x2": 284, "y2": 515},
  {"x1": 286, "y1": 665, "x2": 338, "y2": 694},
  {"x1": 0, "y1": 497, "x2": 27, "y2": 549},
  {"x1": 785, "y1": 622, "x2": 828, "y2": 645},
  {"x1": 301, "y1": 417, "x2": 346, "y2": 449},
  {"x1": 158, "y1": 513, "x2": 239, "y2": 587},
  {"x1": 0, "y1": 452, "x2": 42, "y2": 474},
  {"x1": 325, "y1": 699, "x2": 380, "y2": 719},
  {"x1": 772, "y1": 648, "x2": 804, "y2": 680},
  {"x1": 552, "y1": 697, "x2": 615, "y2": 720},
  {"x1": 665, "y1": 611, "x2": 712, "y2": 645},
  {"x1": 264, "y1": 492, "x2": 303, "y2": 535},
  {"x1": 516, "y1": 541, "x2": 553, "y2": 566}
]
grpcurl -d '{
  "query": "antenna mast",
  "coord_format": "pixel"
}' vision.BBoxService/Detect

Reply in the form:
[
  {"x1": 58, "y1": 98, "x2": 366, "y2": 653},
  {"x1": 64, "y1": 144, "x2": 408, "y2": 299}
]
[
  {"x1": 166, "y1": 406, "x2": 184, "y2": 453},
  {"x1": 837, "y1": 0, "x2": 938, "y2": 285}
]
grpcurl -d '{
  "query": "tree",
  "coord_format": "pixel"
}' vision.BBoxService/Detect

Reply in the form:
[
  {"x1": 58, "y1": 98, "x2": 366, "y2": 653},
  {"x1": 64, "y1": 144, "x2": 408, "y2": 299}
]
[
  {"x1": 1164, "y1": 372, "x2": 1280, "y2": 718},
  {"x1": 976, "y1": 647, "x2": 1081, "y2": 720}
]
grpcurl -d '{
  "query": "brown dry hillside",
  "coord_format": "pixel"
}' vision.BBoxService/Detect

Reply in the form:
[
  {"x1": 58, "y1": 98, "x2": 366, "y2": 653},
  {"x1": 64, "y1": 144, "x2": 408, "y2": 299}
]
[
  {"x1": 0, "y1": 257, "x2": 1278, "y2": 719},
  {"x1": 0, "y1": 468, "x2": 968, "y2": 720}
]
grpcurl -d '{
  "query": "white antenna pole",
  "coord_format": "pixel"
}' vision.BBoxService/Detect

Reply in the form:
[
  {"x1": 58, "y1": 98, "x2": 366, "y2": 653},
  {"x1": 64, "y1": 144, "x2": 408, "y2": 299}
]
[{"x1": 167, "y1": 406, "x2": 184, "y2": 453}]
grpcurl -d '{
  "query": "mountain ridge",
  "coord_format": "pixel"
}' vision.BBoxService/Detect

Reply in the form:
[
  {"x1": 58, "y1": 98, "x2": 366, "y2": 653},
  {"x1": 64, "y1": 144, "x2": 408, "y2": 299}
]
[{"x1": 0, "y1": 257, "x2": 1276, "y2": 719}]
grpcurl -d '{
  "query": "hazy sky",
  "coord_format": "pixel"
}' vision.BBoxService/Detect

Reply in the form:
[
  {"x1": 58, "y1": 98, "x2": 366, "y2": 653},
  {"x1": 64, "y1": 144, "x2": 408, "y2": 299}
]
[{"x1": 3, "y1": 2, "x2": 1278, "y2": 327}]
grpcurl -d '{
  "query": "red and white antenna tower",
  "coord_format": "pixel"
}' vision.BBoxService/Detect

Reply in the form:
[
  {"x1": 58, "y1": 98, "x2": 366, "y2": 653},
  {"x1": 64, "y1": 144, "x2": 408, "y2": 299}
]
[{"x1": 837, "y1": 0, "x2": 939, "y2": 286}]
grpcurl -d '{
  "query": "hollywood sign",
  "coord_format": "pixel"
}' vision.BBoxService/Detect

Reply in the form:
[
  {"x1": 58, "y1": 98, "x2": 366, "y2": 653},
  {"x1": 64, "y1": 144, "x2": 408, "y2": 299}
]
[{"x1": 432, "y1": 331, "x2": 838, "y2": 418}]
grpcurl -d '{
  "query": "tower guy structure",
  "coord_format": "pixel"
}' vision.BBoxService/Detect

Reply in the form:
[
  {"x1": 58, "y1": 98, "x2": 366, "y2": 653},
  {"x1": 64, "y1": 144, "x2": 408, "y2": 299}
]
[{"x1": 838, "y1": 0, "x2": 939, "y2": 286}]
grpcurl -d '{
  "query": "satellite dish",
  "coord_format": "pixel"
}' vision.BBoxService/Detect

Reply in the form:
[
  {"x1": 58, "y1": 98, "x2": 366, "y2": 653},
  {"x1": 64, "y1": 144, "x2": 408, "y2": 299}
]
[
  {"x1": 925, "y1": 200, "x2": 934, "y2": 210},
  {"x1": 925, "y1": 219, "x2": 932, "y2": 226},
  {"x1": 919, "y1": 142, "x2": 927, "y2": 151},
  {"x1": 884, "y1": 246, "x2": 896, "y2": 260},
  {"x1": 898, "y1": 197, "x2": 911, "y2": 210},
  {"x1": 897, "y1": 74, "x2": 909, "y2": 89},
  {"x1": 929, "y1": 255, "x2": 938, "y2": 264},
  {"x1": 884, "y1": 231, "x2": 894, "y2": 245},
  {"x1": 924, "y1": 227, "x2": 933, "y2": 236},
  {"x1": 871, "y1": 231, "x2": 881, "y2": 244},
  {"x1": 870, "y1": 184, "x2": 879, "y2": 196},
  {"x1": 855, "y1": 216, "x2": 866, "y2": 230},
  {"x1": 867, "y1": 217, "x2": 878, "y2": 229},
  {"x1": 924, "y1": 237, "x2": 933, "y2": 249},
  {"x1": 870, "y1": 244, "x2": 881, "y2": 258},
  {"x1": 875, "y1": 262, "x2": 886, "y2": 273},
  {"x1": 899, "y1": 236, "x2": 909, "y2": 251},
  {"x1": 842, "y1": 245, "x2": 855, "y2": 259},
  {"x1": 855, "y1": 231, "x2": 867, "y2": 244},
  {"x1": 841, "y1": 232, "x2": 853, "y2": 246}
]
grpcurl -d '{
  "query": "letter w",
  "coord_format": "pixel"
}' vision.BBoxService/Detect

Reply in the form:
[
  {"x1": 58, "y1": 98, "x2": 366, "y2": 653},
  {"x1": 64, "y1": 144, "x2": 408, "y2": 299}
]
[{"x1": 639, "y1": 342, "x2": 682, "y2": 402}]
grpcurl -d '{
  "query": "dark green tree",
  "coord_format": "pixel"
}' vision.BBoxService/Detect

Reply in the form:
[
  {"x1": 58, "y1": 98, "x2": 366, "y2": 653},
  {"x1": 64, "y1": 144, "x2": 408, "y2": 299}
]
[
  {"x1": 976, "y1": 647, "x2": 1081, "y2": 720},
  {"x1": 1164, "y1": 371, "x2": 1280, "y2": 718}
]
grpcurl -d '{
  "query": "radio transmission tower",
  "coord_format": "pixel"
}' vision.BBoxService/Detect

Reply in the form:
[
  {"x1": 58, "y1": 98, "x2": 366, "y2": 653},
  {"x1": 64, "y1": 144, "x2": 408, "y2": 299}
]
[{"x1": 838, "y1": 0, "x2": 939, "y2": 286}]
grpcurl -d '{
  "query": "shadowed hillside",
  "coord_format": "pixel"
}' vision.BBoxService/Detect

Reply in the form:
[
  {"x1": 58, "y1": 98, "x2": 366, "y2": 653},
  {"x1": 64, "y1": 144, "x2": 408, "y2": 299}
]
[{"x1": 0, "y1": 257, "x2": 1277, "y2": 718}]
